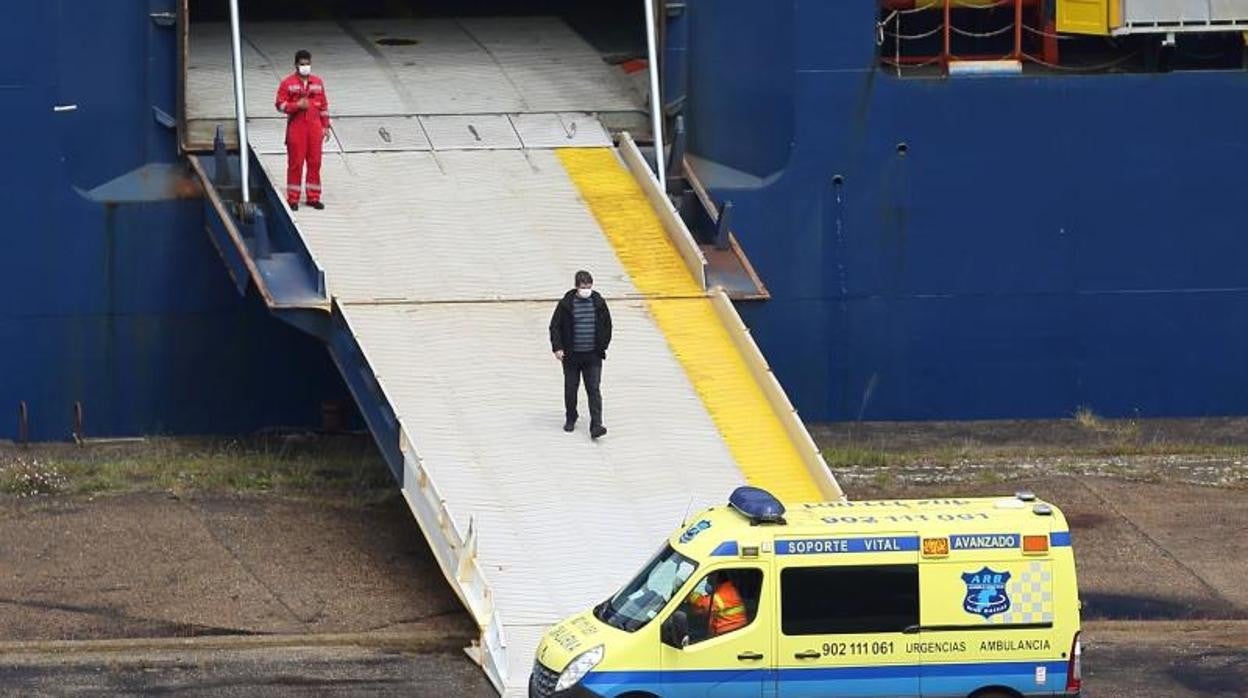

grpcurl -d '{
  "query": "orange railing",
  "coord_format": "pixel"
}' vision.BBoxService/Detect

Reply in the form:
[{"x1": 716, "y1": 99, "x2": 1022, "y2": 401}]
[{"x1": 878, "y1": 0, "x2": 1066, "y2": 74}]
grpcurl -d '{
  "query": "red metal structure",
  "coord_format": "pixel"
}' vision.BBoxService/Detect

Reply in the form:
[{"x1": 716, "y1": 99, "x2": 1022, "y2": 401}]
[{"x1": 879, "y1": 0, "x2": 1059, "y2": 72}]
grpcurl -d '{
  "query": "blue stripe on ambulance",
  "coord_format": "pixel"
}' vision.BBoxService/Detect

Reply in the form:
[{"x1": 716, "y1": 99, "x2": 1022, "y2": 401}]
[
  {"x1": 581, "y1": 660, "x2": 1070, "y2": 696},
  {"x1": 710, "y1": 540, "x2": 739, "y2": 556},
  {"x1": 1050, "y1": 531, "x2": 1072, "y2": 547},
  {"x1": 949, "y1": 533, "x2": 1019, "y2": 550},
  {"x1": 776, "y1": 536, "x2": 920, "y2": 555}
]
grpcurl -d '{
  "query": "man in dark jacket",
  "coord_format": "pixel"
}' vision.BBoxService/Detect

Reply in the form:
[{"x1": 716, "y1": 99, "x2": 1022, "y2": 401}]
[{"x1": 550, "y1": 270, "x2": 613, "y2": 439}]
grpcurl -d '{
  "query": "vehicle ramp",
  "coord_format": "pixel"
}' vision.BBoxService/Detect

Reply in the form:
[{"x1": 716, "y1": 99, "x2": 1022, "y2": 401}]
[{"x1": 187, "y1": 17, "x2": 841, "y2": 696}]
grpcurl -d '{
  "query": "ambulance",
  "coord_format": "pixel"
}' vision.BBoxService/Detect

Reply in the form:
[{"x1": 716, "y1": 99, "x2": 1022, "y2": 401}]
[{"x1": 530, "y1": 486, "x2": 1082, "y2": 697}]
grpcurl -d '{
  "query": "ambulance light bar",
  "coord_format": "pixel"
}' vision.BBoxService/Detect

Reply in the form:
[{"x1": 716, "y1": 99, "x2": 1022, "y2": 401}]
[{"x1": 729, "y1": 486, "x2": 787, "y2": 525}]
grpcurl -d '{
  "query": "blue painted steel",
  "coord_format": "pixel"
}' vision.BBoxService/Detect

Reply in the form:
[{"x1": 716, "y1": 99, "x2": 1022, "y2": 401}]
[
  {"x1": 679, "y1": 1, "x2": 1248, "y2": 421},
  {"x1": 324, "y1": 301, "x2": 404, "y2": 482},
  {"x1": 0, "y1": 0, "x2": 350, "y2": 440},
  {"x1": 196, "y1": 151, "x2": 403, "y2": 481},
  {"x1": 1049, "y1": 531, "x2": 1073, "y2": 547}
]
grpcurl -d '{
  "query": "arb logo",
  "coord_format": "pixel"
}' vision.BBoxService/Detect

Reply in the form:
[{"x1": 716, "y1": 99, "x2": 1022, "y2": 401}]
[{"x1": 961, "y1": 567, "x2": 1012, "y2": 618}]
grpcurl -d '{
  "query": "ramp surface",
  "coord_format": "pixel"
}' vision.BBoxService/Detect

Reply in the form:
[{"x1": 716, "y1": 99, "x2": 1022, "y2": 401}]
[{"x1": 191, "y1": 16, "x2": 837, "y2": 696}]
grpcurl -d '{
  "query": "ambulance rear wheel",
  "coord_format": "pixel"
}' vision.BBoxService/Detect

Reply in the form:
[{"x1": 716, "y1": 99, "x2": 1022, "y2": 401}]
[{"x1": 969, "y1": 689, "x2": 1020, "y2": 698}]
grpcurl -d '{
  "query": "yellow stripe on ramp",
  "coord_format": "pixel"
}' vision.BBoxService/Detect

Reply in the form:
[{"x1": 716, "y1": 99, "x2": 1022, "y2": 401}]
[{"x1": 558, "y1": 148, "x2": 823, "y2": 504}]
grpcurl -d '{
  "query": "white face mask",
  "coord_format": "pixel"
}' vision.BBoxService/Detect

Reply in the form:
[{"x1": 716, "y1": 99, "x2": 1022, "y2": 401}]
[
  {"x1": 577, "y1": 287, "x2": 592, "y2": 299},
  {"x1": 297, "y1": 64, "x2": 311, "y2": 77}
]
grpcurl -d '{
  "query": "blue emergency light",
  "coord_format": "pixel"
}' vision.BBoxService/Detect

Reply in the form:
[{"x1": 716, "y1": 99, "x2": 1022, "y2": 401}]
[{"x1": 729, "y1": 486, "x2": 786, "y2": 525}]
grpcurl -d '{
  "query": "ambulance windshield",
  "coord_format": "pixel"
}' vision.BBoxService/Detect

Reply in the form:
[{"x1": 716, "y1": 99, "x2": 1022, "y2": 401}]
[{"x1": 595, "y1": 545, "x2": 698, "y2": 632}]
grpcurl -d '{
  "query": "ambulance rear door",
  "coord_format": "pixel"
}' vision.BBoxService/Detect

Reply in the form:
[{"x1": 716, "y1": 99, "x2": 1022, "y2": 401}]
[{"x1": 917, "y1": 531, "x2": 1062, "y2": 696}]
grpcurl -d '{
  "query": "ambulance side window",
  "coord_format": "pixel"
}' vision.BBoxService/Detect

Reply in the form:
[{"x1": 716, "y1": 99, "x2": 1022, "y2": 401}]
[
  {"x1": 676, "y1": 568, "x2": 763, "y2": 645},
  {"x1": 780, "y1": 565, "x2": 918, "y2": 635}
]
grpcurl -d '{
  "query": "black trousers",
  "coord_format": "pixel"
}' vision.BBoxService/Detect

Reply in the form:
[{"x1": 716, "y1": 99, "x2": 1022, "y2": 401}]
[{"x1": 563, "y1": 352, "x2": 603, "y2": 426}]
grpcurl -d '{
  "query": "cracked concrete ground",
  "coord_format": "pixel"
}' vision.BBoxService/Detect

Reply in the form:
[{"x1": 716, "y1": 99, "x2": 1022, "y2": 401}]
[
  {"x1": 0, "y1": 641, "x2": 496, "y2": 697},
  {"x1": 0, "y1": 493, "x2": 473, "y2": 642},
  {"x1": 3, "y1": 422, "x2": 1248, "y2": 695}
]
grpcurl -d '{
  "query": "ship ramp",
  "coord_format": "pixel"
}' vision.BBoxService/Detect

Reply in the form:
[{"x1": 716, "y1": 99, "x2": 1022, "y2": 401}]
[{"x1": 185, "y1": 17, "x2": 842, "y2": 695}]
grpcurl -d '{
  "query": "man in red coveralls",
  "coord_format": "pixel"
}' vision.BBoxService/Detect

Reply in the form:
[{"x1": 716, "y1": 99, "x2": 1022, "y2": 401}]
[{"x1": 275, "y1": 49, "x2": 330, "y2": 210}]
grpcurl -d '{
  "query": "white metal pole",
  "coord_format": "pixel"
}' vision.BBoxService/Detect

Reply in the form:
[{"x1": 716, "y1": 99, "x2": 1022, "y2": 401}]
[
  {"x1": 228, "y1": 0, "x2": 250, "y2": 204},
  {"x1": 644, "y1": 0, "x2": 666, "y2": 192}
]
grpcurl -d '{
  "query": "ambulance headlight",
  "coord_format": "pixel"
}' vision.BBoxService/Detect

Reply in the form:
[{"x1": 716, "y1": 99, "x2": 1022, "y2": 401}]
[{"x1": 555, "y1": 645, "x2": 604, "y2": 691}]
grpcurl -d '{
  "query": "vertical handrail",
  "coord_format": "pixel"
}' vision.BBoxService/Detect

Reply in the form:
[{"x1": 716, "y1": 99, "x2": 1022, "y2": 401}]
[
  {"x1": 943, "y1": 0, "x2": 952, "y2": 71},
  {"x1": 228, "y1": 0, "x2": 250, "y2": 204},
  {"x1": 644, "y1": 0, "x2": 667, "y2": 192},
  {"x1": 1014, "y1": 0, "x2": 1024, "y2": 58}
]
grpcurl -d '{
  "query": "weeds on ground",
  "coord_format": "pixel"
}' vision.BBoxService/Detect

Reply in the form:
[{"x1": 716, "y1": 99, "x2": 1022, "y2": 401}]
[
  {"x1": 822, "y1": 446, "x2": 894, "y2": 469},
  {"x1": 1073, "y1": 406, "x2": 1141, "y2": 442},
  {"x1": 0, "y1": 436, "x2": 394, "y2": 502},
  {"x1": 0, "y1": 457, "x2": 68, "y2": 497},
  {"x1": 870, "y1": 470, "x2": 895, "y2": 489}
]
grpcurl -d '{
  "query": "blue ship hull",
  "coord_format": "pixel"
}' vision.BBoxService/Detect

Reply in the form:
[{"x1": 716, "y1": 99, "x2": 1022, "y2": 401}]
[
  {"x1": 672, "y1": 2, "x2": 1248, "y2": 420},
  {"x1": 0, "y1": 1, "x2": 350, "y2": 440},
  {"x1": 1, "y1": 0, "x2": 1245, "y2": 439}
]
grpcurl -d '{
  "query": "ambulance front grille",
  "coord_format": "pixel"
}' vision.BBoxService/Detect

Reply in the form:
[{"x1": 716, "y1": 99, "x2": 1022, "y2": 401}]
[{"x1": 530, "y1": 661, "x2": 559, "y2": 698}]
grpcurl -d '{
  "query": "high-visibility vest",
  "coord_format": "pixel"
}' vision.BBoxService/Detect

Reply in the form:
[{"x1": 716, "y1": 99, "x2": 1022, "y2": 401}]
[{"x1": 691, "y1": 581, "x2": 748, "y2": 635}]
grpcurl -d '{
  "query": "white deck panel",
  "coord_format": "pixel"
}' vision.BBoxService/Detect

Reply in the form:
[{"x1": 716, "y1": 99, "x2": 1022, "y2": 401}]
[
  {"x1": 251, "y1": 113, "x2": 608, "y2": 155},
  {"x1": 330, "y1": 116, "x2": 433, "y2": 152},
  {"x1": 245, "y1": 117, "x2": 348, "y2": 155},
  {"x1": 187, "y1": 18, "x2": 639, "y2": 123},
  {"x1": 511, "y1": 113, "x2": 613, "y2": 149},
  {"x1": 341, "y1": 301, "x2": 744, "y2": 692},
  {"x1": 258, "y1": 149, "x2": 642, "y2": 304},
  {"x1": 422, "y1": 114, "x2": 523, "y2": 150}
]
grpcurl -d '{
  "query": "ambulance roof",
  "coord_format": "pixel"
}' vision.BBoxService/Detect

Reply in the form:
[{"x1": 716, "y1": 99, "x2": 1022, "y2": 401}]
[{"x1": 670, "y1": 492, "x2": 1068, "y2": 559}]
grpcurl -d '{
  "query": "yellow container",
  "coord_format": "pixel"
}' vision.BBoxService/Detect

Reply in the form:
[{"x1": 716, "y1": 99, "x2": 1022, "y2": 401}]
[{"x1": 1056, "y1": 0, "x2": 1112, "y2": 35}]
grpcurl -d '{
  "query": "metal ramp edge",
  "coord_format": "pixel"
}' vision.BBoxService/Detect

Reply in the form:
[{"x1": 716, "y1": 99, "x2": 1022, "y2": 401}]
[
  {"x1": 185, "y1": 148, "x2": 508, "y2": 685},
  {"x1": 601, "y1": 135, "x2": 842, "y2": 503}
]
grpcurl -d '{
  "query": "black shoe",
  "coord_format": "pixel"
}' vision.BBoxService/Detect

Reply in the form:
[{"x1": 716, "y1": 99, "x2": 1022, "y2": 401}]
[
  {"x1": 308, "y1": 201, "x2": 325, "y2": 210},
  {"x1": 563, "y1": 420, "x2": 576, "y2": 433},
  {"x1": 590, "y1": 424, "x2": 607, "y2": 440},
  {"x1": 290, "y1": 202, "x2": 299, "y2": 211}
]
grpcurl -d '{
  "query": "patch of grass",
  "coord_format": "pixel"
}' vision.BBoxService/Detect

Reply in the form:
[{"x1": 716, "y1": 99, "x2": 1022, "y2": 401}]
[
  {"x1": 1073, "y1": 406, "x2": 1105, "y2": 432},
  {"x1": 1056, "y1": 461, "x2": 1082, "y2": 475},
  {"x1": 0, "y1": 457, "x2": 68, "y2": 497},
  {"x1": 0, "y1": 436, "x2": 394, "y2": 502},
  {"x1": 1073, "y1": 406, "x2": 1142, "y2": 443},
  {"x1": 974, "y1": 468, "x2": 1005, "y2": 485},
  {"x1": 870, "y1": 470, "x2": 895, "y2": 489},
  {"x1": 822, "y1": 447, "x2": 894, "y2": 469},
  {"x1": 931, "y1": 440, "x2": 976, "y2": 464}
]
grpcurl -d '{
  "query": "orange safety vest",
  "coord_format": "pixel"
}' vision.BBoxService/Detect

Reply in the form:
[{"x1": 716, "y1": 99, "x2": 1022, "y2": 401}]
[{"x1": 691, "y1": 580, "x2": 748, "y2": 635}]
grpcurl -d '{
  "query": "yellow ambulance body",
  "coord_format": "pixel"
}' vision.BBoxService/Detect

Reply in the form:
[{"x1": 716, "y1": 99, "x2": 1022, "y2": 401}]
[{"x1": 530, "y1": 487, "x2": 1082, "y2": 697}]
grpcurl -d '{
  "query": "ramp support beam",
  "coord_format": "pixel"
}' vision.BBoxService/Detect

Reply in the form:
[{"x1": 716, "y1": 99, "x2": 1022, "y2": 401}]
[{"x1": 227, "y1": 0, "x2": 250, "y2": 204}]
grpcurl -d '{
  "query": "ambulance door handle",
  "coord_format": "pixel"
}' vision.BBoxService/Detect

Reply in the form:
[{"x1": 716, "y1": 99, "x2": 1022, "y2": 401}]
[
  {"x1": 737, "y1": 651, "x2": 764, "y2": 661},
  {"x1": 794, "y1": 650, "x2": 821, "y2": 660}
]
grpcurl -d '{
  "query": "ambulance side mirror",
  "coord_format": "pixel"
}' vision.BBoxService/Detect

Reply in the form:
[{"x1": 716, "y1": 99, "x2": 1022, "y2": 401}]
[{"x1": 661, "y1": 611, "x2": 689, "y2": 649}]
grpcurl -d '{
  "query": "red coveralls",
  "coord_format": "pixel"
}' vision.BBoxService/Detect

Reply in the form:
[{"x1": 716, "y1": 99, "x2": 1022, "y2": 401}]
[{"x1": 274, "y1": 73, "x2": 330, "y2": 205}]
